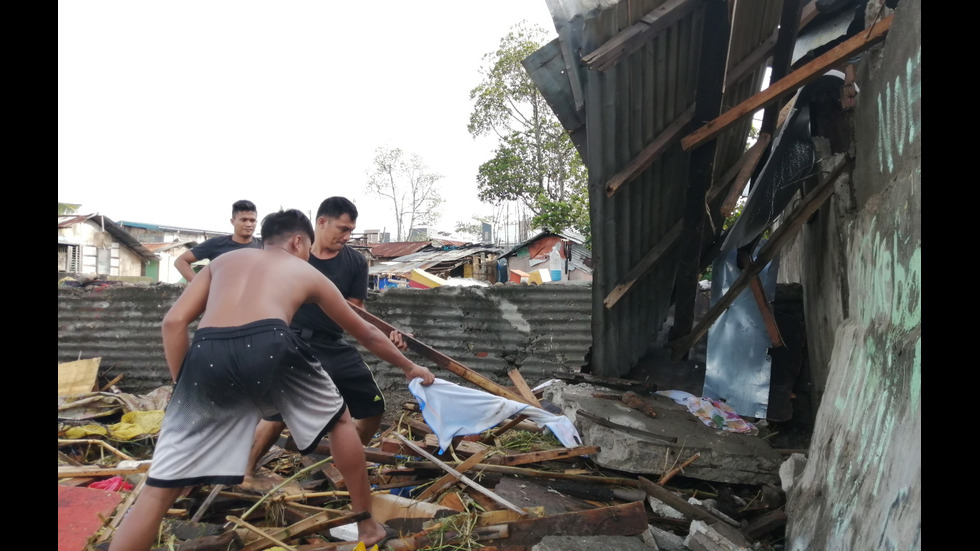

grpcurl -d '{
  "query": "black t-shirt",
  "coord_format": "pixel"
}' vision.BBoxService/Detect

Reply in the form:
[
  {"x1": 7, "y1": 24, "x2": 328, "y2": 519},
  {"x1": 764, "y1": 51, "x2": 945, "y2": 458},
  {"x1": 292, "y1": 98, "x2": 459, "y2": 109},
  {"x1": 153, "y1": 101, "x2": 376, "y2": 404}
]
[
  {"x1": 290, "y1": 246, "x2": 368, "y2": 340},
  {"x1": 190, "y1": 235, "x2": 263, "y2": 261}
]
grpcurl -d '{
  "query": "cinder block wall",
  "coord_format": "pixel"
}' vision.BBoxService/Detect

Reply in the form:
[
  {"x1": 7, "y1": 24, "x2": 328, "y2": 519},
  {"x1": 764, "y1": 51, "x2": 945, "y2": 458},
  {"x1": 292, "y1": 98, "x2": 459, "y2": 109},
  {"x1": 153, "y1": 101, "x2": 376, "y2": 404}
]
[{"x1": 57, "y1": 283, "x2": 593, "y2": 396}]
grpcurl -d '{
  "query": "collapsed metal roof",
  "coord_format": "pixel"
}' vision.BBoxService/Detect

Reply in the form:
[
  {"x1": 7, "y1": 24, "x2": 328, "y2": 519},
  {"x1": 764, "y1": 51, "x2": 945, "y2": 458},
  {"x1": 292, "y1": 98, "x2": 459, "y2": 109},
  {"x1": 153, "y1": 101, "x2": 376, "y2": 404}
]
[{"x1": 528, "y1": 0, "x2": 888, "y2": 376}]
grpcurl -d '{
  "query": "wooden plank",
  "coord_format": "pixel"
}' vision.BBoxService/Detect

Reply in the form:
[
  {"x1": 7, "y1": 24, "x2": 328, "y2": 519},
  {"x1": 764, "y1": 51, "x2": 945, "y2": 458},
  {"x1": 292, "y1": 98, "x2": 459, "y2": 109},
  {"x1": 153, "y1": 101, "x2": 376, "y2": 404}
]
[
  {"x1": 239, "y1": 511, "x2": 369, "y2": 551},
  {"x1": 501, "y1": 501, "x2": 648, "y2": 545},
  {"x1": 670, "y1": 157, "x2": 851, "y2": 360},
  {"x1": 392, "y1": 432, "x2": 527, "y2": 516},
  {"x1": 604, "y1": 105, "x2": 695, "y2": 198},
  {"x1": 580, "y1": 0, "x2": 699, "y2": 71},
  {"x1": 349, "y1": 303, "x2": 533, "y2": 405},
  {"x1": 58, "y1": 463, "x2": 150, "y2": 478},
  {"x1": 637, "y1": 476, "x2": 738, "y2": 527},
  {"x1": 415, "y1": 447, "x2": 494, "y2": 501},
  {"x1": 402, "y1": 460, "x2": 640, "y2": 487},
  {"x1": 603, "y1": 219, "x2": 682, "y2": 309},
  {"x1": 495, "y1": 446, "x2": 600, "y2": 467},
  {"x1": 507, "y1": 369, "x2": 543, "y2": 408},
  {"x1": 736, "y1": 248, "x2": 784, "y2": 348},
  {"x1": 681, "y1": 14, "x2": 894, "y2": 152}
]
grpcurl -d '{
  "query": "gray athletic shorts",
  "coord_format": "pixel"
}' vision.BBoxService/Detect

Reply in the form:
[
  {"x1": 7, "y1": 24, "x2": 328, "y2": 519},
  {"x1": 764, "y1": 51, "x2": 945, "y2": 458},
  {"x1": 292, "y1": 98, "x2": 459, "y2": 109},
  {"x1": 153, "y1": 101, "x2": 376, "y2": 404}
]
[
  {"x1": 146, "y1": 319, "x2": 346, "y2": 488},
  {"x1": 265, "y1": 333, "x2": 385, "y2": 422}
]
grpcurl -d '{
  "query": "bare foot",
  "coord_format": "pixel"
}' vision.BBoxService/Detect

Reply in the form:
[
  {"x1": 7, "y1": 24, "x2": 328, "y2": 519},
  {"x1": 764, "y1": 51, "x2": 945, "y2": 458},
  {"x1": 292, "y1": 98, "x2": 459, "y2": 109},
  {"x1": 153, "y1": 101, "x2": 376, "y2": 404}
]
[{"x1": 358, "y1": 519, "x2": 395, "y2": 548}]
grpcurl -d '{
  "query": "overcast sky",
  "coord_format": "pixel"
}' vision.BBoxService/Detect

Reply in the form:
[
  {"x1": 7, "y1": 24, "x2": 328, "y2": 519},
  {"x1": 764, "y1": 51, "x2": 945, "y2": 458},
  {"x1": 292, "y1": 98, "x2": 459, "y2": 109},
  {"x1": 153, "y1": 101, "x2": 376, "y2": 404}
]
[{"x1": 58, "y1": 1, "x2": 558, "y2": 237}]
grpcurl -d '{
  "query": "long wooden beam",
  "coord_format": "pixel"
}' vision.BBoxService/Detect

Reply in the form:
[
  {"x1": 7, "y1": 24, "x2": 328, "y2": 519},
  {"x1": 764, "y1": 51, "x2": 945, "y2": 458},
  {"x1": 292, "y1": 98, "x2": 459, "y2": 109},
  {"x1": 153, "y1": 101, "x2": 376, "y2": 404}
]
[
  {"x1": 681, "y1": 14, "x2": 894, "y2": 152},
  {"x1": 603, "y1": 219, "x2": 682, "y2": 309},
  {"x1": 349, "y1": 303, "x2": 532, "y2": 405},
  {"x1": 604, "y1": 105, "x2": 695, "y2": 198},
  {"x1": 669, "y1": 157, "x2": 852, "y2": 360},
  {"x1": 580, "y1": 0, "x2": 699, "y2": 72}
]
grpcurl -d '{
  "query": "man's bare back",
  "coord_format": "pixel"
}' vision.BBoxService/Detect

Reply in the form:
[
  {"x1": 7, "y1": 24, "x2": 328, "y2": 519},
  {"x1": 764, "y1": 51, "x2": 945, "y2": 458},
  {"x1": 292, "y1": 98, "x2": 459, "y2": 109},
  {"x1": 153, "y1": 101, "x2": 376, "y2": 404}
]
[{"x1": 197, "y1": 248, "x2": 323, "y2": 329}]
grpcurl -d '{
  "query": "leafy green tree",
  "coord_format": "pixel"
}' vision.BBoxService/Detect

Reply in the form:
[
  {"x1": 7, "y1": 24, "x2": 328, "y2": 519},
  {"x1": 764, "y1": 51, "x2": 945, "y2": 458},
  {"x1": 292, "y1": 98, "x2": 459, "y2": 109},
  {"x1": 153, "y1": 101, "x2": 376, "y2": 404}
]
[
  {"x1": 366, "y1": 146, "x2": 444, "y2": 242},
  {"x1": 468, "y1": 21, "x2": 589, "y2": 242},
  {"x1": 58, "y1": 202, "x2": 81, "y2": 215}
]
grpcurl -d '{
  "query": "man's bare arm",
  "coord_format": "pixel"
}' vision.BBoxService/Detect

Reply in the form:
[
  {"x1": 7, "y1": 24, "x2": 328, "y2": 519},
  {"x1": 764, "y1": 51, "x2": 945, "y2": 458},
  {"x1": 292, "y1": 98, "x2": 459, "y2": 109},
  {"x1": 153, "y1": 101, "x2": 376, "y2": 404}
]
[
  {"x1": 346, "y1": 298, "x2": 409, "y2": 351},
  {"x1": 175, "y1": 250, "x2": 199, "y2": 282},
  {"x1": 162, "y1": 266, "x2": 211, "y2": 381},
  {"x1": 319, "y1": 284, "x2": 433, "y2": 384}
]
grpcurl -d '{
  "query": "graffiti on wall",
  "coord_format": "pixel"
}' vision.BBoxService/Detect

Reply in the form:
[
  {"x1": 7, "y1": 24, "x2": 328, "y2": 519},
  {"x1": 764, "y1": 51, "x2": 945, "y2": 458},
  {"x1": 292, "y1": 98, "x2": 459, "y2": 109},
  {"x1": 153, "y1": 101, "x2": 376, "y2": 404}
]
[{"x1": 876, "y1": 45, "x2": 921, "y2": 174}]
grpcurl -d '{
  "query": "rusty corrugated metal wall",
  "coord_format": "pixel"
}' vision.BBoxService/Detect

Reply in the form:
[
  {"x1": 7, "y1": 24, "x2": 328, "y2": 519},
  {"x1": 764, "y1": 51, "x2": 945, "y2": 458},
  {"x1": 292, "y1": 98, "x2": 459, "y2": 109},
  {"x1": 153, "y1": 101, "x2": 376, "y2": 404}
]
[{"x1": 58, "y1": 283, "x2": 593, "y2": 395}]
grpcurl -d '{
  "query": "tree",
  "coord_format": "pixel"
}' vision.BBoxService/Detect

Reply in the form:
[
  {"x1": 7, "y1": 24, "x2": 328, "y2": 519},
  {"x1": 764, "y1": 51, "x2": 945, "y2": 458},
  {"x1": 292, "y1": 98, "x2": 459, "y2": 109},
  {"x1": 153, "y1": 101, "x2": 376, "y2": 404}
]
[
  {"x1": 58, "y1": 202, "x2": 81, "y2": 215},
  {"x1": 366, "y1": 146, "x2": 444, "y2": 242},
  {"x1": 468, "y1": 21, "x2": 589, "y2": 242}
]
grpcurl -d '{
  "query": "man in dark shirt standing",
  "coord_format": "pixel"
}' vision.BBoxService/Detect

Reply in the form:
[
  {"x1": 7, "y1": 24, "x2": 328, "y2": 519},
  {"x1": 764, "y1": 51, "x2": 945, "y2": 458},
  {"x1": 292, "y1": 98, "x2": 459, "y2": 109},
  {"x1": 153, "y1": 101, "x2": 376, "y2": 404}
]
[
  {"x1": 174, "y1": 199, "x2": 262, "y2": 282},
  {"x1": 245, "y1": 197, "x2": 403, "y2": 482}
]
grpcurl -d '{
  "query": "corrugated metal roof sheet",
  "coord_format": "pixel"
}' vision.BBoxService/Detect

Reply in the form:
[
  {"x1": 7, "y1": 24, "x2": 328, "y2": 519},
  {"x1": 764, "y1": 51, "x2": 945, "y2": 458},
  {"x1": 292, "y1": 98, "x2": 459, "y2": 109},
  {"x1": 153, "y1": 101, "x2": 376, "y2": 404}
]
[
  {"x1": 530, "y1": 0, "x2": 793, "y2": 376},
  {"x1": 369, "y1": 247, "x2": 500, "y2": 278},
  {"x1": 369, "y1": 242, "x2": 432, "y2": 259}
]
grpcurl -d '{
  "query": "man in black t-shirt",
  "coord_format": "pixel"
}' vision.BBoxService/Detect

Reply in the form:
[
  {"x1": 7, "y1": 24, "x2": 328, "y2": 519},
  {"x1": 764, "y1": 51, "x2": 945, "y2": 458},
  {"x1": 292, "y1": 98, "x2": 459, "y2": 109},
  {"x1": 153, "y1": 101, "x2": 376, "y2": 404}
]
[
  {"x1": 244, "y1": 197, "x2": 407, "y2": 482},
  {"x1": 174, "y1": 199, "x2": 262, "y2": 282}
]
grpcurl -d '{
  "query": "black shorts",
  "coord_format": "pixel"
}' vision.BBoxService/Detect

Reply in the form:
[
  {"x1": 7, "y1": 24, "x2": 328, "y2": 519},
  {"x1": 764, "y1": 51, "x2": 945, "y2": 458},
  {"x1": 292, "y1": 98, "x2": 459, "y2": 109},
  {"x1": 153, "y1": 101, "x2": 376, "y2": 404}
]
[
  {"x1": 265, "y1": 333, "x2": 385, "y2": 422},
  {"x1": 146, "y1": 319, "x2": 346, "y2": 488}
]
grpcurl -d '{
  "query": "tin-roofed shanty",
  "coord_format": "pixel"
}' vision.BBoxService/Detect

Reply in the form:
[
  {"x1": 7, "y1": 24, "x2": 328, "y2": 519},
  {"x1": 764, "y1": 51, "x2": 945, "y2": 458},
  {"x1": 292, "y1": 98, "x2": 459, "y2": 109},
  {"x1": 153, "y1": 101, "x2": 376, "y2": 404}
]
[{"x1": 58, "y1": 214, "x2": 159, "y2": 279}]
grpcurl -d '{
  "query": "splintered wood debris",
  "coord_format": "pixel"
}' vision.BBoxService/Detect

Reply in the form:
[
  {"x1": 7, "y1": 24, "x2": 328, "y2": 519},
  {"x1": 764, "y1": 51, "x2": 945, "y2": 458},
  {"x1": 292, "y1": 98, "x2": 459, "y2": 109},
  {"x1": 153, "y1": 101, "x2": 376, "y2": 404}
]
[{"x1": 59, "y1": 378, "x2": 792, "y2": 550}]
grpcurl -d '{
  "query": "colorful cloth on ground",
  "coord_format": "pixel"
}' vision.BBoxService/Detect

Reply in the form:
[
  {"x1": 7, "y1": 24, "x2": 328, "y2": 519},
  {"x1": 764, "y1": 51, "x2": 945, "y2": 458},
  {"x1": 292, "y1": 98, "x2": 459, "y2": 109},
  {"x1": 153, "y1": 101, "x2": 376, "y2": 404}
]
[{"x1": 656, "y1": 390, "x2": 758, "y2": 435}]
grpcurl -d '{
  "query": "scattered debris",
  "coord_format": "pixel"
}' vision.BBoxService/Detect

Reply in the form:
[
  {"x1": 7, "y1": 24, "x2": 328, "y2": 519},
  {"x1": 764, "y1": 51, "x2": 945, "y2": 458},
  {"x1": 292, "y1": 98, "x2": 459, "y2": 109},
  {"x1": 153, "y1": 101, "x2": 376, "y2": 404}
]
[{"x1": 59, "y1": 359, "x2": 803, "y2": 550}]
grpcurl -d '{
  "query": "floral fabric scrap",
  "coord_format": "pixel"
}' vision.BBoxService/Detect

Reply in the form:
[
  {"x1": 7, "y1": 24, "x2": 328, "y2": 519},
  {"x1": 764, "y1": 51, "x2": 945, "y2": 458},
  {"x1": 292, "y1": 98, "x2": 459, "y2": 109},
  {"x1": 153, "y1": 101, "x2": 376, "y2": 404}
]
[{"x1": 656, "y1": 390, "x2": 758, "y2": 435}]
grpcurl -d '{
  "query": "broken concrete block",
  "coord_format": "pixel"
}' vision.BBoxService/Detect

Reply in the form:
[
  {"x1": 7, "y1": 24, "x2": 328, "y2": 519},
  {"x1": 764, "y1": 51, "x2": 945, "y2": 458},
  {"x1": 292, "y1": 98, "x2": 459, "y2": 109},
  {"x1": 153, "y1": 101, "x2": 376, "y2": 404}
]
[
  {"x1": 688, "y1": 496, "x2": 739, "y2": 527},
  {"x1": 779, "y1": 452, "x2": 807, "y2": 492},
  {"x1": 684, "y1": 519, "x2": 752, "y2": 551},
  {"x1": 647, "y1": 495, "x2": 685, "y2": 519},
  {"x1": 647, "y1": 525, "x2": 687, "y2": 551},
  {"x1": 548, "y1": 381, "x2": 783, "y2": 485}
]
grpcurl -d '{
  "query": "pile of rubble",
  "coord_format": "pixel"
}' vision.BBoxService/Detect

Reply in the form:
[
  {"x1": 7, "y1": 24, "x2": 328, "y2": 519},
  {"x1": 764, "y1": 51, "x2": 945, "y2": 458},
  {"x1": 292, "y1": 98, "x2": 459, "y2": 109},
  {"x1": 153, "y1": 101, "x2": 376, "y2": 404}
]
[{"x1": 59, "y1": 364, "x2": 806, "y2": 551}]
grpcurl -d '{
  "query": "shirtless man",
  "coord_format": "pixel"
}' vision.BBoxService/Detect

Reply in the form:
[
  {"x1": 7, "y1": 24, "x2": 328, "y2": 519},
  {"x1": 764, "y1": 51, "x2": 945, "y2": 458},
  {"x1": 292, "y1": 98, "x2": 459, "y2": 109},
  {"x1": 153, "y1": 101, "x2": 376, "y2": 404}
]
[
  {"x1": 245, "y1": 197, "x2": 398, "y2": 483},
  {"x1": 108, "y1": 209, "x2": 434, "y2": 551}
]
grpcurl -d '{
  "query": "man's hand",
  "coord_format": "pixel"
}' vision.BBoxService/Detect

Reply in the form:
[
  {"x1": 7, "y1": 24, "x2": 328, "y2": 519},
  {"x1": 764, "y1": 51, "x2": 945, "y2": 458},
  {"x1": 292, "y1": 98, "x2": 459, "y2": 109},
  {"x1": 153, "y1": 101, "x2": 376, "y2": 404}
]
[
  {"x1": 404, "y1": 363, "x2": 435, "y2": 385},
  {"x1": 389, "y1": 330, "x2": 411, "y2": 351}
]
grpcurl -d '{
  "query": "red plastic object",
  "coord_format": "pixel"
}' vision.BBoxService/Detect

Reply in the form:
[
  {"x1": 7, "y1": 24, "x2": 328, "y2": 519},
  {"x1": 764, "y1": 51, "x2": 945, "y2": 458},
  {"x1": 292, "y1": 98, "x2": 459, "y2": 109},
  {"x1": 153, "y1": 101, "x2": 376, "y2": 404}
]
[
  {"x1": 58, "y1": 485, "x2": 124, "y2": 551},
  {"x1": 89, "y1": 476, "x2": 133, "y2": 492}
]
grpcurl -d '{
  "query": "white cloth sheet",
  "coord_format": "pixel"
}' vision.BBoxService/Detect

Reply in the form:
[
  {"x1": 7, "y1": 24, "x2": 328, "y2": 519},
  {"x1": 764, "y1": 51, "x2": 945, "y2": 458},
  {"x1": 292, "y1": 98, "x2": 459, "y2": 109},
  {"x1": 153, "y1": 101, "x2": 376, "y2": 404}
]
[{"x1": 408, "y1": 377, "x2": 583, "y2": 454}]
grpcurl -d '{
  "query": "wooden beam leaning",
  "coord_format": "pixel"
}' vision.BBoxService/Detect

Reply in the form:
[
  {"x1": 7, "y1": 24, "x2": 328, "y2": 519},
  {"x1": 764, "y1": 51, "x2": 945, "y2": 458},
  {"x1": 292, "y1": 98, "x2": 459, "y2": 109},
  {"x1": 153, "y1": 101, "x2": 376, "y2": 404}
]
[
  {"x1": 603, "y1": 219, "x2": 683, "y2": 309},
  {"x1": 669, "y1": 157, "x2": 852, "y2": 360},
  {"x1": 681, "y1": 13, "x2": 893, "y2": 152},
  {"x1": 580, "y1": 0, "x2": 699, "y2": 72},
  {"x1": 715, "y1": 133, "x2": 771, "y2": 216},
  {"x1": 348, "y1": 303, "x2": 533, "y2": 406},
  {"x1": 604, "y1": 105, "x2": 696, "y2": 198}
]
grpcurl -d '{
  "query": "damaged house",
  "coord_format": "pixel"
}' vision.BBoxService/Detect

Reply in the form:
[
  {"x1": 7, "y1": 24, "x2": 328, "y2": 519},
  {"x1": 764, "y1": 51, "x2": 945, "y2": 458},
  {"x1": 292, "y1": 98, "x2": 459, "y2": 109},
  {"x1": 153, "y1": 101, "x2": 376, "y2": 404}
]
[
  {"x1": 58, "y1": 214, "x2": 159, "y2": 281},
  {"x1": 58, "y1": 0, "x2": 919, "y2": 550}
]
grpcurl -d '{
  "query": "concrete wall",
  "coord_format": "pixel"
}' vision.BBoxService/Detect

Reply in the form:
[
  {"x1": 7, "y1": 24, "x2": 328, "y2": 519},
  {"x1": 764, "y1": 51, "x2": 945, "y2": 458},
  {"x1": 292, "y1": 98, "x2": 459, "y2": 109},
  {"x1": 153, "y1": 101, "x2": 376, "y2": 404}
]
[
  {"x1": 57, "y1": 282, "x2": 593, "y2": 396},
  {"x1": 58, "y1": 221, "x2": 143, "y2": 277},
  {"x1": 779, "y1": 1, "x2": 921, "y2": 548}
]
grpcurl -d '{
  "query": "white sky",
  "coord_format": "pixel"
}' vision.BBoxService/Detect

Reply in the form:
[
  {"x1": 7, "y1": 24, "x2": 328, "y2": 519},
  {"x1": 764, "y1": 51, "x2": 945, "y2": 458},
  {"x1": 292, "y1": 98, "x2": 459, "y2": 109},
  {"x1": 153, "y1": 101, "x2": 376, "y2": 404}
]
[{"x1": 58, "y1": 1, "x2": 557, "y2": 237}]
